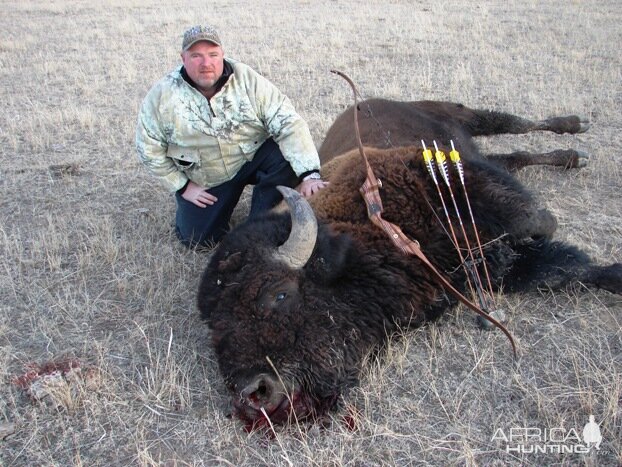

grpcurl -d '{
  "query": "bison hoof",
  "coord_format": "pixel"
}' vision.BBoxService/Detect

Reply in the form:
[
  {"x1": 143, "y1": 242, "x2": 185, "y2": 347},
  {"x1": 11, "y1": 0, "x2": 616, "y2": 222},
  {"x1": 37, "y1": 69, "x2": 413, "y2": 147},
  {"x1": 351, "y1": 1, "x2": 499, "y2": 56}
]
[
  {"x1": 574, "y1": 150, "x2": 590, "y2": 168},
  {"x1": 578, "y1": 119, "x2": 590, "y2": 133},
  {"x1": 477, "y1": 309, "x2": 507, "y2": 331}
]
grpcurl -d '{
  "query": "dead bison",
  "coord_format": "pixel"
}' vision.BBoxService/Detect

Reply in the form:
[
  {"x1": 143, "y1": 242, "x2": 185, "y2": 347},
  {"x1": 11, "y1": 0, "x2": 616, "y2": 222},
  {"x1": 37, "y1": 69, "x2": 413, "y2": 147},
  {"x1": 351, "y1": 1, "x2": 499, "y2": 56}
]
[{"x1": 198, "y1": 101, "x2": 621, "y2": 430}]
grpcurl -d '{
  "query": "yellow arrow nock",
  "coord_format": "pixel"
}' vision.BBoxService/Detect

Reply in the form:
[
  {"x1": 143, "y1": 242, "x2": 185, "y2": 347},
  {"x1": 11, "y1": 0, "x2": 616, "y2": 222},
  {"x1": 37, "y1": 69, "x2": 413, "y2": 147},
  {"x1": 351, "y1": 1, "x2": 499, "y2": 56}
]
[
  {"x1": 450, "y1": 140, "x2": 461, "y2": 163},
  {"x1": 434, "y1": 148, "x2": 446, "y2": 164},
  {"x1": 450, "y1": 149, "x2": 460, "y2": 163}
]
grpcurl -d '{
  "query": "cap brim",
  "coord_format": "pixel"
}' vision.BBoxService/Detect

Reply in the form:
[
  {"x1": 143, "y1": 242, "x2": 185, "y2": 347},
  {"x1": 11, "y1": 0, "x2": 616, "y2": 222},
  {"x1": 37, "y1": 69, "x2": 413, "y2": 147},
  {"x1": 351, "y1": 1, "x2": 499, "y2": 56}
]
[{"x1": 182, "y1": 39, "x2": 222, "y2": 51}]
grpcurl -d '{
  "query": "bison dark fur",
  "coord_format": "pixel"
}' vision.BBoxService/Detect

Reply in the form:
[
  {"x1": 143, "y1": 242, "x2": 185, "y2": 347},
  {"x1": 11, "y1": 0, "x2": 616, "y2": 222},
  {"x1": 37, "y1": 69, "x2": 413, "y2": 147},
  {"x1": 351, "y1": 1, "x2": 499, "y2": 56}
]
[{"x1": 198, "y1": 142, "x2": 621, "y2": 429}]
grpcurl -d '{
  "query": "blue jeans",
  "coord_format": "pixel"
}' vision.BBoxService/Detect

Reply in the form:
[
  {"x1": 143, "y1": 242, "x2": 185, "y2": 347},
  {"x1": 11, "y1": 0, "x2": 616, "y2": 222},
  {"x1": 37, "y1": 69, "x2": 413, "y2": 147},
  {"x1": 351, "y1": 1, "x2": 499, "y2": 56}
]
[{"x1": 175, "y1": 138, "x2": 299, "y2": 247}]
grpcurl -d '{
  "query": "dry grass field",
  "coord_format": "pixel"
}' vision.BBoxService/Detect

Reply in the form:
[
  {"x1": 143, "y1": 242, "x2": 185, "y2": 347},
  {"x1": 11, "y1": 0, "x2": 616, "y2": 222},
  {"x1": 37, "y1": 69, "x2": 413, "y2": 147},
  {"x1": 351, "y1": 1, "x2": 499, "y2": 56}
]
[{"x1": 1, "y1": 0, "x2": 621, "y2": 465}]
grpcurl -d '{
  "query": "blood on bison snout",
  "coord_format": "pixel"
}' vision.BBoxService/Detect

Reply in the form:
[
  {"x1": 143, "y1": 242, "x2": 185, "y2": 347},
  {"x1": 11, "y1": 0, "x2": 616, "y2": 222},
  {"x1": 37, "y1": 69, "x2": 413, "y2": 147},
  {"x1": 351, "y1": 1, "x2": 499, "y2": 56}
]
[
  {"x1": 233, "y1": 374, "x2": 341, "y2": 429},
  {"x1": 238, "y1": 373, "x2": 285, "y2": 413}
]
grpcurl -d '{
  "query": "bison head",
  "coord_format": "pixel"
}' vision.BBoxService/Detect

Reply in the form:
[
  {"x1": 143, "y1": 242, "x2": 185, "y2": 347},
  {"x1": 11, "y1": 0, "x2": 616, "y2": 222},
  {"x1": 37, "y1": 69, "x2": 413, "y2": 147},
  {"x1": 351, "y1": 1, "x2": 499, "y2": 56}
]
[{"x1": 197, "y1": 186, "x2": 390, "y2": 429}]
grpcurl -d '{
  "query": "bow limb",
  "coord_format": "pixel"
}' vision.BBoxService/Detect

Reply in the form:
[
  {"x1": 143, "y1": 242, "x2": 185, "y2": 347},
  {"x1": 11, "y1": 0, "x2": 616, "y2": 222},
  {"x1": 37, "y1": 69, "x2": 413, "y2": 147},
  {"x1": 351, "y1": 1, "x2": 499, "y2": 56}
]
[
  {"x1": 367, "y1": 205, "x2": 517, "y2": 357},
  {"x1": 406, "y1": 235, "x2": 517, "y2": 358}
]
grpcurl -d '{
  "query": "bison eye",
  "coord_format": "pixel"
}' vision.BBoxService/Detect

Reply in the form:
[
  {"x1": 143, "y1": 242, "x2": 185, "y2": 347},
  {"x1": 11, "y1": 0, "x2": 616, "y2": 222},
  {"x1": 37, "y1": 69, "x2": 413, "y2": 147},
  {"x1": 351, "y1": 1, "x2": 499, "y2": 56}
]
[{"x1": 275, "y1": 292, "x2": 287, "y2": 302}]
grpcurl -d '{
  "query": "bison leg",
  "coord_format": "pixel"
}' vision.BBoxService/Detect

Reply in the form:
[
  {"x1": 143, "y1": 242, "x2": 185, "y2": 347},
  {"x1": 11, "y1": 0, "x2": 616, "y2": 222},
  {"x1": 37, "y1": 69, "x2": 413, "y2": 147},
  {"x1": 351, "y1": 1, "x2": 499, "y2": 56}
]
[
  {"x1": 483, "y1": 149, "x2": 589, "y2": 171},
  {"x1": 586, "y1": 263, "x2": 622, "y2": 295},
  {"x1": 465, "y1": 109, "x2": 590, "y2": 136},
  {"x1": 503, "y1": 239, "x2": 622, "y2": 295}
]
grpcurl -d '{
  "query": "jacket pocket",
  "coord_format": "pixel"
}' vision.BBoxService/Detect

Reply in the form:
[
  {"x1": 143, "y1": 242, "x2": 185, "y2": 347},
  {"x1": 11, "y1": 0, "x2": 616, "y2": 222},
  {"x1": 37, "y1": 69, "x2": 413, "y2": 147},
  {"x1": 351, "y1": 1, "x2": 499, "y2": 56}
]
[{"x1": 167, "y1": 145, "x2": 201, "y2": 170}]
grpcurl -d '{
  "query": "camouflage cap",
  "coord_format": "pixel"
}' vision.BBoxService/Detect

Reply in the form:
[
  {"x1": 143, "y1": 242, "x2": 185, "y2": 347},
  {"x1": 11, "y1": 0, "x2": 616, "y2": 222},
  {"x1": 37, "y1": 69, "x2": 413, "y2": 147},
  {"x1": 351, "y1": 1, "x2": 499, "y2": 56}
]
[{"x1": 182, "y1": 25, "x2": 222, "y2": 51}]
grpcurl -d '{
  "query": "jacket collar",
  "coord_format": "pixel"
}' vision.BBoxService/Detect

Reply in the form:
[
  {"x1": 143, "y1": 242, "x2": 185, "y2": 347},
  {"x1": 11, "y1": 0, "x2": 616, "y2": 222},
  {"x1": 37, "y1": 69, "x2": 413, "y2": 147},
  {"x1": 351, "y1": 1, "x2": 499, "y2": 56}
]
[{"x1": 180, "y1": 59, "x2": 233, "y2": 96}]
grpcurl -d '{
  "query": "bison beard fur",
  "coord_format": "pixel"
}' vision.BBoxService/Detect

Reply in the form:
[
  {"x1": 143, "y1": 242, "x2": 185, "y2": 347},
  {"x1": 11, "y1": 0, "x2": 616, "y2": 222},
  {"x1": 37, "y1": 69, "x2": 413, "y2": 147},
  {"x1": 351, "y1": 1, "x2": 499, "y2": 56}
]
[{"x1": 198, "y1": 144, "x2": 622, "y2": 430}]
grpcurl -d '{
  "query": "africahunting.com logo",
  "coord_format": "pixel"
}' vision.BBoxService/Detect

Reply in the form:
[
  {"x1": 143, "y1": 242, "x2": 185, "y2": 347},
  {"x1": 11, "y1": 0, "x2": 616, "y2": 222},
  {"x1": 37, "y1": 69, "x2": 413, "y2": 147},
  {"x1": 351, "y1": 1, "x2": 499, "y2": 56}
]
[{"x1": 491, "y1": 415, "x2": 603, "y2": 454}]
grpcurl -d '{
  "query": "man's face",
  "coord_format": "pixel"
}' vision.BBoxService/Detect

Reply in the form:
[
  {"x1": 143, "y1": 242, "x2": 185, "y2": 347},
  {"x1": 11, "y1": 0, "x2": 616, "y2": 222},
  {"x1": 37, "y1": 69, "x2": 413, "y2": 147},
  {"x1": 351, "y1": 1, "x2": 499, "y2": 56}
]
[{"x1": 181, "y1": 41, "x2": 224, "y2": 94}]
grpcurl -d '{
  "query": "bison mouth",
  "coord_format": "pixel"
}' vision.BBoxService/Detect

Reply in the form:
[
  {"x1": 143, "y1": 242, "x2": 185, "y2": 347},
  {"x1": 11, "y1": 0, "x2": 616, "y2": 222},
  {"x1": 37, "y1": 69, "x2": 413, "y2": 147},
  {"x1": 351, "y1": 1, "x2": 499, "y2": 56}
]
[{"x1": 230, "y1": 373, "x2": 339, "y2": 431}]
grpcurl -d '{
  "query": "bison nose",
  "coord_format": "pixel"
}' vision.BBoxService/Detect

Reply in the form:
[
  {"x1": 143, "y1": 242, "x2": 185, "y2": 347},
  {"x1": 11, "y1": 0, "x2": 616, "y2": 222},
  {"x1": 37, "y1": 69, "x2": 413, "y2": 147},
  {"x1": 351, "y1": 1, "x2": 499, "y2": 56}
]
[{"x1": 239, "y1": 373, "x2": 284, "y2": 411}]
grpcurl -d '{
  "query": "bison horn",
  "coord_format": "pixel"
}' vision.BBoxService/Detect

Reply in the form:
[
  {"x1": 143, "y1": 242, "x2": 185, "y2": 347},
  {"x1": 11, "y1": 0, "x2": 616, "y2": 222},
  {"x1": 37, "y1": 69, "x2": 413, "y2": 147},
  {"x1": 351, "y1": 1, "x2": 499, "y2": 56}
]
[{"x1": 273, "y1": 186, "x2": 318, "y2": 269}]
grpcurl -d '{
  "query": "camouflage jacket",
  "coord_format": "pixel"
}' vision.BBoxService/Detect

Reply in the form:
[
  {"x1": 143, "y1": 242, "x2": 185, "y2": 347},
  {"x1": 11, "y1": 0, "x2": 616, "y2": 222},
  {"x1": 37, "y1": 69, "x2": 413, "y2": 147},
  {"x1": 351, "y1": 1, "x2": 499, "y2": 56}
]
[{"x1": 135, "y1": 59, "x2": 320, "y2": 192}]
